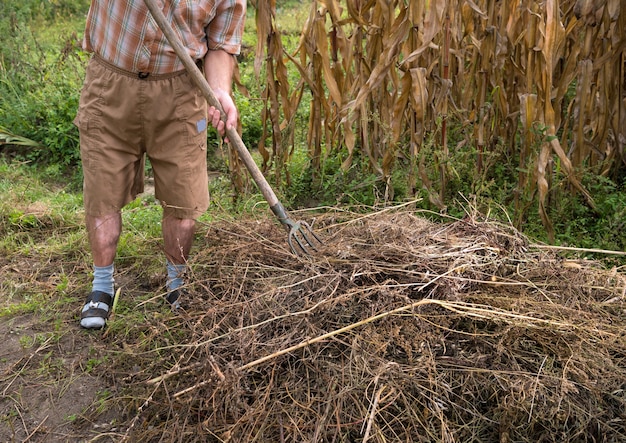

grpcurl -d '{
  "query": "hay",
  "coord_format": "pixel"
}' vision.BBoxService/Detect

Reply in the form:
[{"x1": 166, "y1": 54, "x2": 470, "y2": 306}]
[{"x1": 106, "y1": 208, "x2": 626, "y2": 443}]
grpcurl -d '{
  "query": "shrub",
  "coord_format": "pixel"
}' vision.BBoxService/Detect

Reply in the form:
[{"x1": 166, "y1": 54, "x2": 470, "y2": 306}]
[{"x1": 0, "y1": 0, "x2": 88, "y2": 166}]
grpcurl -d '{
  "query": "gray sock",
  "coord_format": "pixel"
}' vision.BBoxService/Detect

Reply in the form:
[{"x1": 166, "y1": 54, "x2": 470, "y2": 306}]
[
  {"x1": 166, "y1": 260, "x2": 186, "y2": 292},
  {"x1": 80, "y1": 264, "x2": 114, "y2": 329},
  {"x1": 92, "y1": 264, "x2": 115, "y2": 295}
]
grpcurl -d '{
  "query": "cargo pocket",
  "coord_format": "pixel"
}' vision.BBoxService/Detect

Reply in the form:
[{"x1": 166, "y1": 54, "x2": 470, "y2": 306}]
[
  {"x1": 75, "y1": 58, "x2": 107, "y2": 172},
  {"x1": 75, "y1": 111, "x2": 104, "y2": 173},
  {"x1": 174, "y1": 77, "x2": 208, "y2": 152}
]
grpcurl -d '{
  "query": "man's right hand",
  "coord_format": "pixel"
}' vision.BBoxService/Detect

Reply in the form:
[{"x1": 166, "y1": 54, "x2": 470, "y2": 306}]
[{"x1": 208, "y1": 87, "x2": 237, "y2": 141}]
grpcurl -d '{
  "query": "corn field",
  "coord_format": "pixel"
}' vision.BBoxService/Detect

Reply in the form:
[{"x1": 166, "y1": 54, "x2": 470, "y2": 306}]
[{"x1": 250, "y1": 0, "x2": 625, "y2": 239}]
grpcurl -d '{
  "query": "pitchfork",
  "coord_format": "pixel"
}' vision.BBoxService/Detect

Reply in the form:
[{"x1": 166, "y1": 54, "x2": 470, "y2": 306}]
[{"x1": 144, "y1": 0, "x2": 322, "y2": 255}]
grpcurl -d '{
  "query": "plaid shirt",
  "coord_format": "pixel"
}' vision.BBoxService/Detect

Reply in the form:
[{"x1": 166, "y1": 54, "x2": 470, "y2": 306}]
[{"x1": 83, "y1": 0, "x2": 245, "y2": 74}]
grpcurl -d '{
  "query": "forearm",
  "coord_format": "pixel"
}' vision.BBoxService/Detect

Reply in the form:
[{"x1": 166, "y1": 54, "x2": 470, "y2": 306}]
[
  {"x1": 204, "y1": 49, "x2": 236, "y2": 95},
  {"x1": 204, "y1": 49, "x2": 238, "y2": 136}
]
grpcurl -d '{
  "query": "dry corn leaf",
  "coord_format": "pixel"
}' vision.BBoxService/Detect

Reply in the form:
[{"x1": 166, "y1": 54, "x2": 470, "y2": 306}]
[{"x1": 251, "y1": 0, "x2": 623, "y2": 234}]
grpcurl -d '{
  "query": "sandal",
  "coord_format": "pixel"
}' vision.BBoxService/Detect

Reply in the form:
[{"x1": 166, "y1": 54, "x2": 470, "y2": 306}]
[
  {"x1": 80, "y1": 291, "x2": 113, "y2": 329},
  {"x1": 164, "y1": 288, "x2": 186, "y2": 311}
]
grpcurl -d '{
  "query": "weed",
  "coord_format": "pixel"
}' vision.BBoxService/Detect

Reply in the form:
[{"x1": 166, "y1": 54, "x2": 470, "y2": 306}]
[
  {"x1": 0, "y1": 2, "x2": 87, "y2": 166},
  {"x1": 18, "y1": 334, "x2": 35, "y2": 349},
  {"x1": 93, "y1": 389, "x2": 113, "y2": 415},
  {"x1": 1, "y1": 298, "x2": 41, "y2": 317},
  {"x1": 85, "y1": 357, "x2": 107, "y2": 374}
]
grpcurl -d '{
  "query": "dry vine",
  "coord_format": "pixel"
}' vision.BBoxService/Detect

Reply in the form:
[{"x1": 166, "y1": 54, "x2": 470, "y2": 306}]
[{"x1": 85, "y1": 207, "x2": 626, "y2": 442}]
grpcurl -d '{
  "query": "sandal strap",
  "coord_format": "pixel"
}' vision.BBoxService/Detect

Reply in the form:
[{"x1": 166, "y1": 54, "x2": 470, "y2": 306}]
[
  {"x1": 165, "y1": 289, "x2": 185, "y2": 310},
  {"x1": 85, "y1": 290, "x2": 113, "y2": 306},
  {"x1": 165, "y1": 289, "x2": 180, "y2": 304},
  {"x1": 81, "y1": 307, "x2": 110, "y2": 320}
]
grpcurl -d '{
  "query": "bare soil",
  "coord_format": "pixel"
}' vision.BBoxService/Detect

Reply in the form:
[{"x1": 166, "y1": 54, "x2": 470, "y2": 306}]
[{"x1": 0, "y1": 311, "x2": 119, "y2": 441}]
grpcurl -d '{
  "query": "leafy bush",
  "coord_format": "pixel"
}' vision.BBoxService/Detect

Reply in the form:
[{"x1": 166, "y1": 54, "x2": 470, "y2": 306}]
[
  {"x1": 0, "y1": 0, "x2": 88, "y2": 166},
  {"x1": 549, "y1": 174, "x2": 626, "y2": 252},
  {"x1": 0, "y1": 0, "x2": 88, "y2": 24}
]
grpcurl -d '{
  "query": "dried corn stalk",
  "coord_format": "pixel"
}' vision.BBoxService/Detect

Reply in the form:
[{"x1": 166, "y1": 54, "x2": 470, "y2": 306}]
[{"x1": 253, "y1": 0, "x2": 625, "y2": 235}]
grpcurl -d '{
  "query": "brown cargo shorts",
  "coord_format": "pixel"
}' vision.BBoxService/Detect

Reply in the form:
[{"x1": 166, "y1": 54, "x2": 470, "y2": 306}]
[{"x1": 74, "y1": 55, "x2": 209, "y2": 220}]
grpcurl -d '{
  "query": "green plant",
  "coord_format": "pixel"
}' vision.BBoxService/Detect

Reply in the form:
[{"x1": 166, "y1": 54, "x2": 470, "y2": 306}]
[
  {"x1": 85, "y1": 357, "x2": 106, "y2": 374},
  {"x1": 549, "y1": 174, "x2": 626, "y2": 252},
  {"x1": 0, "y1": 1, "x2": 87, "y2": 167},
  {"x1": 0, "y1": 0, "x2": 89, "y2": 25},
  {"x1": 0, "y1": 125, "x2": 41, "y2": 147},
  {"x1": 0, "y1": 297, "x2": 41, "y2": 317},
  {"x1": 287, "y1": 148, "x2": 386, "y2": 208}
]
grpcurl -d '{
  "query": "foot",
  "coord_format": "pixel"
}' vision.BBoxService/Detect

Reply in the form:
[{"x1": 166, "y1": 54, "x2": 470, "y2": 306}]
[
  {"x1": 164, "y1": 288, "x2": 186, "y2": 311},
  {"x1": 80, "y1": 291, "x2": 113, "y2": 329}
]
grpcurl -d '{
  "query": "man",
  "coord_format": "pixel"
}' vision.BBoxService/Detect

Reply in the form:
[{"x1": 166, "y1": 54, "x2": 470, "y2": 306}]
[{"x1": 74, "y1": 0, "x2": 246, "y2": 329}]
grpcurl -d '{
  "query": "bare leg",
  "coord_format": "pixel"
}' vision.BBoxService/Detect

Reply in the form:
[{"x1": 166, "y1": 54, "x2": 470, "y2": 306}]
[
  {"x1": 86, "y1": 213, "x2": 122, "y2": 266},
  {"x1": 162, "y1": 215, "x2": 196, "y2": 264},
  {"x1": 81, "y1": 213, "x2": 121, "y2": 328}
]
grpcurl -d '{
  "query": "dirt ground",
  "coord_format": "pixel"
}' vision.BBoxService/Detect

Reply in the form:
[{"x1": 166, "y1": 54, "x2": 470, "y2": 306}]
[
  {"x1": 0, "y1": 262, "x2": 136, "y2": 443},
  {"x1": 0, "y1": 177, "x2": 215, "y2": 442},
  {"x1": 0, "y1": 313, "x2": 119, "y2": 442},
  {"x1": 0, "y1": 224, "x2": 168, "y2": 442}
]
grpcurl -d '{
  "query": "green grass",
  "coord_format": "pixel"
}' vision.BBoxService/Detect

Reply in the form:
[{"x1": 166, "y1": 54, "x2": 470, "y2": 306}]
[
  {"x1": 0, "y1": 297, "x2": 42, "y2": 317},
  {"x1": 0, "y1": 161, "x2": 83, "y2": 251}
]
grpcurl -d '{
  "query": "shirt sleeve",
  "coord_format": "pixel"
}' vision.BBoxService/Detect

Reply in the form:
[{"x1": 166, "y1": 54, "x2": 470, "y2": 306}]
[{"x1": 205, "y1": 0, "x2": 246, "y2": 55}]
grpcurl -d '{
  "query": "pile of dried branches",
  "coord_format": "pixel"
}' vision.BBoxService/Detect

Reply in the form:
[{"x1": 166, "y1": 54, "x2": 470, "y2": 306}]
[{"x1": 104, "y1": 208, "x2": 626, "y2": 442}]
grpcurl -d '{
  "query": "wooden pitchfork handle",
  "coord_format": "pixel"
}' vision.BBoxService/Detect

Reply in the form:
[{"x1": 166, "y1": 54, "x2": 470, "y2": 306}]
[{"x1": 144, "y1": 0, "x2": 321, "y2": 253}]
